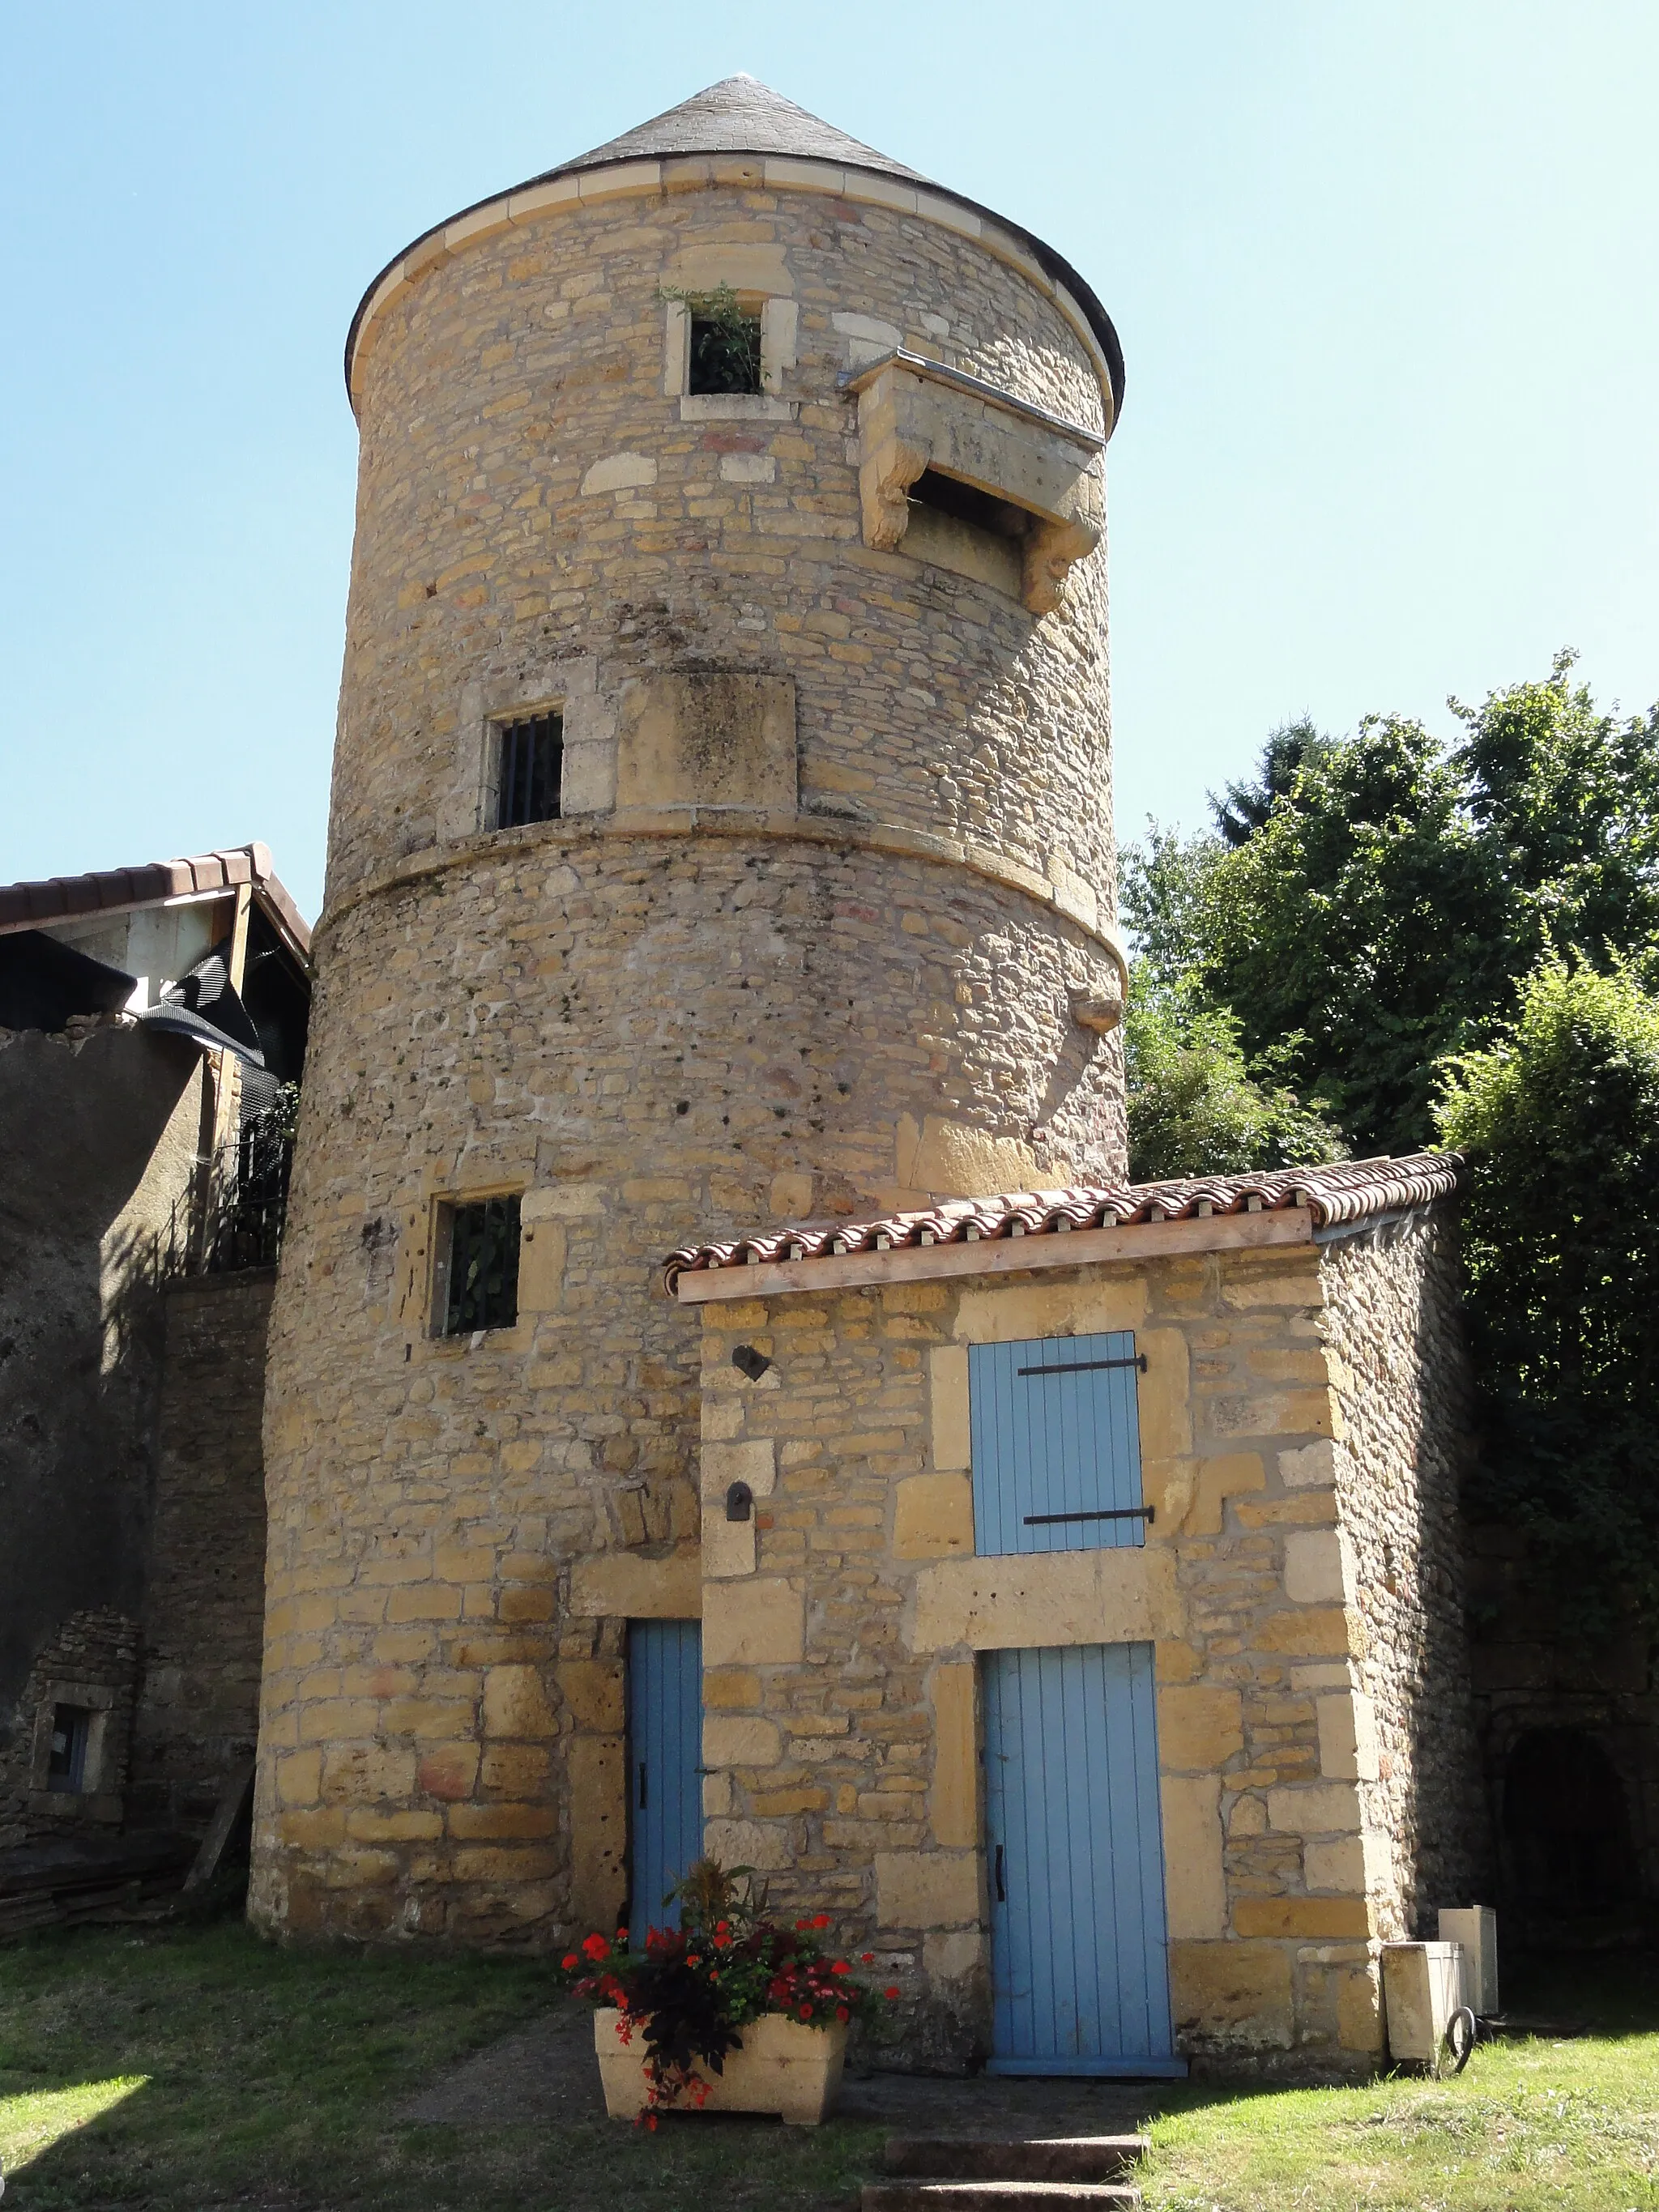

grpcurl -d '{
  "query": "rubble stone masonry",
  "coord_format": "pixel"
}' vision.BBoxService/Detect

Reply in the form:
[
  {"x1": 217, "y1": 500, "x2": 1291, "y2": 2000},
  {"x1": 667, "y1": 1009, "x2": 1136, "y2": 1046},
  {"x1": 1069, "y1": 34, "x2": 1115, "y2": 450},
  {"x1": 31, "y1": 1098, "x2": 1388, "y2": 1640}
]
[{"x1": 254, "y1": 156, "x2": 1127, "y2": 1941}]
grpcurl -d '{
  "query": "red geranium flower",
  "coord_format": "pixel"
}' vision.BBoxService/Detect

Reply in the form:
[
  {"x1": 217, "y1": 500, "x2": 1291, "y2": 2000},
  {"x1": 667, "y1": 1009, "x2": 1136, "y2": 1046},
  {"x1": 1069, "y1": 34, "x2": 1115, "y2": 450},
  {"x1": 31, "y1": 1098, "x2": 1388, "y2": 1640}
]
[
  {"x1": 582, "y1": 1933, "x2": 610, "y2": 1960},
  {"x1": 812, "y1": 1913, "x2": 832, "y2": 1929},
  {"x1": 830, "y1": 1960, "x2": 851, "y2": 1975},
  {"x1": 561, "y1": 1952, "x2": 578, "y2": 1970},
  {"x1": 860, "y1": 1953, "x2": 875, "y2": 1964},
  {"x1": 885, "y1": 1986, "x2": 901, "y2": 2000}
]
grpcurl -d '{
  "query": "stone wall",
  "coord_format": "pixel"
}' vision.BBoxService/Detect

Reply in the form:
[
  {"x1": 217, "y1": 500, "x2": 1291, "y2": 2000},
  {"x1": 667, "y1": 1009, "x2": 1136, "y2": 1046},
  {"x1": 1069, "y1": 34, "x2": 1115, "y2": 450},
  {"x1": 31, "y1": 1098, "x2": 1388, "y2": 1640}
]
[
  {"x1": 254, "y1": 159, "x2": 1127, "y2": 1941},
  {"x1": 682, "y1": 1213, "x2": 1474, "y2": 2076},
  {"x1": 1320, "y1": 1216, "x2": 1486, "y2": 1937},
  {"x1": 0, "y1": 1609, "x2": 142, "y2": 1843},
  {"x1": 0, "y1": 1019, "x2": 201, "y2": 1762},
  {"x1": 127, "y1": 1272, "x2": 275, "y2": 1833}
]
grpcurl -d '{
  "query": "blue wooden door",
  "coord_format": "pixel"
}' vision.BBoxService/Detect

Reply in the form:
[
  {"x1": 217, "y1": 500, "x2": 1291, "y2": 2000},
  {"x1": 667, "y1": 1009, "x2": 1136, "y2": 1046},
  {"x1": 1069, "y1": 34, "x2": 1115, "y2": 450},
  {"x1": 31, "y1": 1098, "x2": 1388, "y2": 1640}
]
[
  {"x1": 627, "y1": 1618, "x2": 702, "y2": 1946},
  {"x1": 970, "y1": 1333, "x2": 1147, "y2": 1555},
  {"x1": 983, "y1": 1642, "x2": 1183, "y2": 2076}
]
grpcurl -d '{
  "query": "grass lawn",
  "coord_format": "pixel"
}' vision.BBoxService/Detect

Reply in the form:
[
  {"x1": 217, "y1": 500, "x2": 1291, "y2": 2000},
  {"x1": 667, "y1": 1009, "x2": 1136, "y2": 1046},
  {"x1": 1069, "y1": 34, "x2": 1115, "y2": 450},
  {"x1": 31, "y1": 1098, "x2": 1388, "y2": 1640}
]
[{"x1": 0, "y1": 1919, "x2": 1653, "y2": 2210}]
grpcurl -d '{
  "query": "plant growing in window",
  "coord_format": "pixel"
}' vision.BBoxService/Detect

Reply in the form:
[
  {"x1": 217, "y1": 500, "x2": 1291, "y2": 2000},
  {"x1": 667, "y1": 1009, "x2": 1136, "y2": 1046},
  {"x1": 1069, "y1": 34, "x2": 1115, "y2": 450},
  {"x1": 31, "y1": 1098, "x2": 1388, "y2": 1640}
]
[{"x1": 667, "y1": 283, "x2": 761, "y2": 396}]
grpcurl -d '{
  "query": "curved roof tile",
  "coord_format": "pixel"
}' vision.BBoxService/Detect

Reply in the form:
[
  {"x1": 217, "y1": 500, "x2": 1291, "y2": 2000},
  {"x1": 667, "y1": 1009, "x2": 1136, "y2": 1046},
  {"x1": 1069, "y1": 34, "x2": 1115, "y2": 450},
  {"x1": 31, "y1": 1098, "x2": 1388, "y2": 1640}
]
[{"x1": 663, "y1": 1153, "x2": 1462, "y2": 1292}]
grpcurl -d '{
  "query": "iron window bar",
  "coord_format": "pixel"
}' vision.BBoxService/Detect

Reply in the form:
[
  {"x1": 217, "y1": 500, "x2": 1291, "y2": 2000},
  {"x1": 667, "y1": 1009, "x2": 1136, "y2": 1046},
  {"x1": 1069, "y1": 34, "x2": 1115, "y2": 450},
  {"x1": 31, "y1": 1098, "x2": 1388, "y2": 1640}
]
[
  {"x1": 1023, "y1": 1505, "x2": 1156, "y2": 1527},
  {"x1": 1017, "y1": 1354, "x2": 1147, "y2": 1377},
  {"x1": 497, "y1": 713, "x2": 564, "y2": 829}
]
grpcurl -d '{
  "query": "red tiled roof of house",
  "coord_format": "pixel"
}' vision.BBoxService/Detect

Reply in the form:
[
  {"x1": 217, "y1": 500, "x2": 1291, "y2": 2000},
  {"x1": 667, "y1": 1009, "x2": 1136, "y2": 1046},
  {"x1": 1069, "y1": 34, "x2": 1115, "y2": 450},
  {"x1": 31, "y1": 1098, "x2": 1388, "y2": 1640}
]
[
  {"x1": 0, "y1": 842, "x2": 311, "y2": 960},
  {"x1": 664, "y1": 1153, "x2": 1461, "y2": 1292}
]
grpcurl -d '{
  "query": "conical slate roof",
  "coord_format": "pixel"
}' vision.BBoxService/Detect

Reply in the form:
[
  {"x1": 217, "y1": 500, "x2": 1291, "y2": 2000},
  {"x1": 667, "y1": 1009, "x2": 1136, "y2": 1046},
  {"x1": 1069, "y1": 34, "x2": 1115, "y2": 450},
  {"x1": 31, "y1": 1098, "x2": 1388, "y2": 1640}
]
[
  {"x1": 555, "y1": 74, "x2": 930, "y2": 186},
  {"x1": 348, "y1": 77, "x2": 1122, "y2": 418}
]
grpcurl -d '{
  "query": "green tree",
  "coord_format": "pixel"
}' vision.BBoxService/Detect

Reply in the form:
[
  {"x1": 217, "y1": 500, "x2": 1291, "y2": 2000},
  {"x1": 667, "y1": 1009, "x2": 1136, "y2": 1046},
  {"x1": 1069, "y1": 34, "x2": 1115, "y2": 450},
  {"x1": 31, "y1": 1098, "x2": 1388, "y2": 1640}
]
[
  {"x1": 1211, "y1": 714, "x2": 1335, "y2": 847},
  {"x1": 1436, "y1": 958, "x2": 1659, "y2": 1637},
  {"x1": 1124, "y1": 974, "x2": 1345, "y2": 1183},
  {"x1": 1197, "y1": 714, "x2": 1496, "y2": 1153},
  {"x1": 1191, "y1": 656, "x2": 1659, "y2": 1156}
]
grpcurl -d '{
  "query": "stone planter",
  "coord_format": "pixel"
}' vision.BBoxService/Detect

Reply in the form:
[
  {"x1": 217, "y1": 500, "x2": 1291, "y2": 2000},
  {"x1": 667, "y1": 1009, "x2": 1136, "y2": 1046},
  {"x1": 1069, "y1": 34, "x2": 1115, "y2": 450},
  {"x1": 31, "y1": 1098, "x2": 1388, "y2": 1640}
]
[{"x1": 593, "y1": 2007, "x2": 848, "y2": 2125}]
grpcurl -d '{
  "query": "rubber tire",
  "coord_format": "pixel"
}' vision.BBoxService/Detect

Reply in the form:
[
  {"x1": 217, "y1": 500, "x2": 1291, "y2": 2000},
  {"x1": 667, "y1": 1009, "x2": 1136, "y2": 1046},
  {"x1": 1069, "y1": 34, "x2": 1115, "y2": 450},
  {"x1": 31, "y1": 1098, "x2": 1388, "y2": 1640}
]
[{"x1": 1444, "y1": 2005, "x2": 1477, "y2": 2074}]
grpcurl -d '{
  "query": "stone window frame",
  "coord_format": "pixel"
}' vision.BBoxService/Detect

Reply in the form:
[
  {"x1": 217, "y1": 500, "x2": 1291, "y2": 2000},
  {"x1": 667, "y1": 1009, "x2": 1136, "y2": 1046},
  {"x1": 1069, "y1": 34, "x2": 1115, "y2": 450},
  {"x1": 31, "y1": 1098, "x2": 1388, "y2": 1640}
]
[
  {"x1": 663, "y1": 293, "x2": 799, "y2": 420},
  {"x1": 445, "y1": 661, "x2": 618, "y2": 845},
  {"x1": 28, "y1": 1678, "x2": 121, "y2": 1823},
  {"x1": 427, "y1": 1183, "x2": 530, "y2": 1345}
]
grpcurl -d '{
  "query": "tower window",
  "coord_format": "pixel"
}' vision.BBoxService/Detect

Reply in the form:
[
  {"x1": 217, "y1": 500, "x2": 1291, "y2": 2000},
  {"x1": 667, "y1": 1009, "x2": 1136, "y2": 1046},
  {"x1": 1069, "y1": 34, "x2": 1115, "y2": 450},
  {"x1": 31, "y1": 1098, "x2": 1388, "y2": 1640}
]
[
  {"x1": 688, "y1": 287, "x2": 761, "y2": 396},
  {"x1": 908, "y1": 469, "x2": 1027, "y2": 542},
  {"x1": 47, "y1": 1703, "x2": 92, "y2": 1792},
  {"x1": 495, "y1": 714, "x2": 564, "y2": 829},
  {"x1": 440, "y1": 1196, "x2": 521, "y2": 1336}
]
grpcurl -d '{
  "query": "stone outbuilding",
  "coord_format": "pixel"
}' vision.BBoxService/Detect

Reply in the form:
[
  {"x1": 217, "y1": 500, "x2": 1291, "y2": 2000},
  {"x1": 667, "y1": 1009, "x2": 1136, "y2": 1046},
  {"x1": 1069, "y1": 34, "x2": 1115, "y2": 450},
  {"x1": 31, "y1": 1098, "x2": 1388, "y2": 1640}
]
[{"x1": 663, "y1": 1153, "x2": 1483, "y2": 2073}]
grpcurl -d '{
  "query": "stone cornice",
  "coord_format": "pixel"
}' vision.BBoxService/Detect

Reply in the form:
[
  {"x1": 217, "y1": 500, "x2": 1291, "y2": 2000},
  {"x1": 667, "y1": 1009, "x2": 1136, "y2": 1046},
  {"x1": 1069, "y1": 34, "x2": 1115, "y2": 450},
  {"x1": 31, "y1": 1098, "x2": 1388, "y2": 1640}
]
[{"x1": 312, "y1": 808, "x2": 1128, "y2": 984}]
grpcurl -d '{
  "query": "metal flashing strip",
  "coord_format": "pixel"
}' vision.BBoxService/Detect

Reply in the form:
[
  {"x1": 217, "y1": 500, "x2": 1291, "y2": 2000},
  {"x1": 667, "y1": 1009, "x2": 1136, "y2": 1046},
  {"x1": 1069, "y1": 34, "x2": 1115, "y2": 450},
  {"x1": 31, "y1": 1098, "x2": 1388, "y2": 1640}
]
[{"x1": 674, "y1": 1204, "x2": 1315, "y2": 1302}]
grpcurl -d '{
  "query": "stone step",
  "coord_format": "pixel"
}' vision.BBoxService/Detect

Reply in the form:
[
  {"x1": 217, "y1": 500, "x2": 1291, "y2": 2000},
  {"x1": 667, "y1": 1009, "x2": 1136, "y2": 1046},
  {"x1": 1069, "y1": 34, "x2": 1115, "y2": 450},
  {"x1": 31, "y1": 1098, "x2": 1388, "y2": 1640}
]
[
  {"x1": 862, "y1": 2184, "x2": 1140, "y2": 2212},
  {"x1": 884, "y1": 2137, "x2": 1149, "y2": 2183}
]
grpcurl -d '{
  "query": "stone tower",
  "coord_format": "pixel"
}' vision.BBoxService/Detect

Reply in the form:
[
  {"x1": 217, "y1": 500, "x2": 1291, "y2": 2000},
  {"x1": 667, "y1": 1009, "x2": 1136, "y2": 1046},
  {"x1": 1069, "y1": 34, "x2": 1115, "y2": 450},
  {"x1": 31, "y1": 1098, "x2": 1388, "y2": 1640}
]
[{"x1": 253, "y1": 76, "x2": 1127, "y2": 1942}]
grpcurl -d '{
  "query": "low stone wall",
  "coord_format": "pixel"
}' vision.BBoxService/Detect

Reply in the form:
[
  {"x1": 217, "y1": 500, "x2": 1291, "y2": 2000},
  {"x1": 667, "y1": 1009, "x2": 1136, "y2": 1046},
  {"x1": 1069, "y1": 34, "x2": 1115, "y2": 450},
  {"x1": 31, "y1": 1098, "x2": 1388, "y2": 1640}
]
[{"x1": 127, "y1": 1272, "x2": 275, "y2": 1834}]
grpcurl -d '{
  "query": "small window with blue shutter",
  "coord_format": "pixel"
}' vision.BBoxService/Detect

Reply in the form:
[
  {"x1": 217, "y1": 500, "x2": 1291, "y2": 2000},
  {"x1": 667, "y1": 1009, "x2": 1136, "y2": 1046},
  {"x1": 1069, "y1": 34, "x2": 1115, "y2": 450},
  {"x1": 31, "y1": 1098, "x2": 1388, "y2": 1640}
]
[{"x1": 969, "y1": 1332, "x2": 1149, "y2": 1556}]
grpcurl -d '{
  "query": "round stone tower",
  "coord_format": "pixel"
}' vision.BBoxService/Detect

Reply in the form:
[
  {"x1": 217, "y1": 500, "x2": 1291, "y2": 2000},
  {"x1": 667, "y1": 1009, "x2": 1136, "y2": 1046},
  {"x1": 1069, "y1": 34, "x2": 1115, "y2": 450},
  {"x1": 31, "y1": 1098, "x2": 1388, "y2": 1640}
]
[{"x1": 254, "y1": 76, "x2": 1127, "y2": 1942}]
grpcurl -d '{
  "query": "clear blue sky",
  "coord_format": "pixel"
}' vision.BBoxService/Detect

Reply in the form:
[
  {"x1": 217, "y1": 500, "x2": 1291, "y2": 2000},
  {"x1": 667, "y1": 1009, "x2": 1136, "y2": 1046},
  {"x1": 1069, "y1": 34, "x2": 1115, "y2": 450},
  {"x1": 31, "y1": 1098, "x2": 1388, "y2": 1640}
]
[{"x1": 2, "y1": 3, "x2": 1654, "y2": 925}]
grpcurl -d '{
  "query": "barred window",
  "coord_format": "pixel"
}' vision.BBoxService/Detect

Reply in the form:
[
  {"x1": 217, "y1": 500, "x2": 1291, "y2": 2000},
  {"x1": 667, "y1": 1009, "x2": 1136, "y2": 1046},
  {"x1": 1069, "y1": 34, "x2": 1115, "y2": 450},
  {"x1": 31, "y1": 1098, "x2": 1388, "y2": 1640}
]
[
  {"x1": 495, "y1": 714, "x2": 563, "y2": 829},
  {"x1": 440, "y1": 1196, "x2": 521, "y2": 1336}
]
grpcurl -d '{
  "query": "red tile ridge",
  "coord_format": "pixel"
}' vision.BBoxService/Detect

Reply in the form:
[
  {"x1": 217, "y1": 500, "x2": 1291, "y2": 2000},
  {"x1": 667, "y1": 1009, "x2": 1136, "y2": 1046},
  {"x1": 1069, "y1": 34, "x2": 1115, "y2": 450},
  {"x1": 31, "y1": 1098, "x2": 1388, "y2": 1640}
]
[{"x1": 663, "y1": 1152, "x2": 1462, "y2": 1293}]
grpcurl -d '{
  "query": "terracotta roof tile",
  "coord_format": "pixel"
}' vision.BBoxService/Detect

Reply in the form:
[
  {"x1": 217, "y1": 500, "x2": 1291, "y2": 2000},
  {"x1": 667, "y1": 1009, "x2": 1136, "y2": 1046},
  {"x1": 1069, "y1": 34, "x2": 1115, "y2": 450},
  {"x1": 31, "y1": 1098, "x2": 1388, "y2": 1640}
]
[
  {"x1": 0, "y1": 842, "x2": 311, "y2": 960},
  {"x1": 664, "y1": 1153, "x2": 1461, "y2": 1292}
]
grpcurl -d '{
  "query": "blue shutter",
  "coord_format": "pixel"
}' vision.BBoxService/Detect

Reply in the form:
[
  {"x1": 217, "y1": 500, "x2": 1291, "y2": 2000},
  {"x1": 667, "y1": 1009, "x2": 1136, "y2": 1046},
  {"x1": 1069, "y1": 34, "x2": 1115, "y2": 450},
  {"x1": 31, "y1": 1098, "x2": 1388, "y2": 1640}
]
[
  {"x1": 627, "y1": 1618, "x2": 702, "y2": 1945},
  {"x1": 969, "y1": 1331, "x2": 1146, "y2": 1556},
  {"x1": 984, "y1": 1641, "x2": 1182, "y2": 2076}
]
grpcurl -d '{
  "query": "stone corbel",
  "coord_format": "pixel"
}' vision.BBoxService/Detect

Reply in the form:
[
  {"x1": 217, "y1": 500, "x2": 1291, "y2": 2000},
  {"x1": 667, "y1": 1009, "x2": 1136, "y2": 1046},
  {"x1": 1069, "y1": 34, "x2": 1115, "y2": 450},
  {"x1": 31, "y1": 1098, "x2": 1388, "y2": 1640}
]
[{"x1": 851, "y1": 351, "x2": 1105, "y2": 615}]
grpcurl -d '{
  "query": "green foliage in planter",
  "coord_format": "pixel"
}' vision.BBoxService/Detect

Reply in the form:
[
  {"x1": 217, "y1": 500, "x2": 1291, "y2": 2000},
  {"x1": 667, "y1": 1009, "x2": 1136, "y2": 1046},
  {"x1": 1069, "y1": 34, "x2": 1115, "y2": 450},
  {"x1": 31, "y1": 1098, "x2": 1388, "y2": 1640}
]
[{"x1": 557, "y1": 1860, "x2": 895, "y2": 2125}]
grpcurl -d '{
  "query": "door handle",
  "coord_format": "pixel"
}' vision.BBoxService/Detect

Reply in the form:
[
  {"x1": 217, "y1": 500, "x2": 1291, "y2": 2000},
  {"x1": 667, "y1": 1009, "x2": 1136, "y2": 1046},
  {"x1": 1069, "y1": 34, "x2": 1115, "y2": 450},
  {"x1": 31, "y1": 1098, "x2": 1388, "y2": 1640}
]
[
  {"x1": 994, "y1": 1843, "x2": 1006, "y2": 1903},
  {"x1": 638, "y1": 1762, "x2": 647, "y2": 1810}
]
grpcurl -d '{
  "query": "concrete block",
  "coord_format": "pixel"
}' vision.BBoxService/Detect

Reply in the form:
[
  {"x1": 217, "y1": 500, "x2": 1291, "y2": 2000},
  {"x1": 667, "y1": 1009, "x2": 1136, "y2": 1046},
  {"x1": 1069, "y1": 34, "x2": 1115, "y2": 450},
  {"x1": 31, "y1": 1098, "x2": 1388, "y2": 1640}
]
[{"x1": 1382, "y1": 1941, "x2": 1465, "y2": 2064}]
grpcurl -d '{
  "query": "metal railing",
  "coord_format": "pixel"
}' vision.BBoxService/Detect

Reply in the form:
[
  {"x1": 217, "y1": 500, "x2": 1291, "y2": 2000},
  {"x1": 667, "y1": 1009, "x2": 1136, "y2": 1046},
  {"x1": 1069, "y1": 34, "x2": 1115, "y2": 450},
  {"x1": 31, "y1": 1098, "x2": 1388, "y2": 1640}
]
[{"x1": 164, "y1": 1099, "x2": 296, "y2": 1278}]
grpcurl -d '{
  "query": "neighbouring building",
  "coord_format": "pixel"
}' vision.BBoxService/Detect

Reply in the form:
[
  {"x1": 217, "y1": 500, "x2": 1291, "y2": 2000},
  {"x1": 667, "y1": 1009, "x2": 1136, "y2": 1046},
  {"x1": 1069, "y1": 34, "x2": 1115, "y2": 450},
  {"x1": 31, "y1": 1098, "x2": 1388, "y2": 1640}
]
[
  {"x1": 249, "y1": 75, "x2": 1491, "y2": 2075},
  {"x1": 0, "y1": 843, "x2": 310, "y2": 1859}
]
